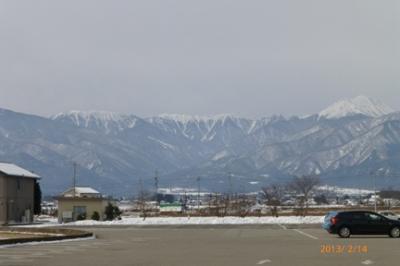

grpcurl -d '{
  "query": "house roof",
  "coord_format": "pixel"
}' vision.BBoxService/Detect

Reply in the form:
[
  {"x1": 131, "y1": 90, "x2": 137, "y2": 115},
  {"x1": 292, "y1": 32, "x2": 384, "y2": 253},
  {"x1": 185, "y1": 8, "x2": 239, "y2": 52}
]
[
  {"x1": 61, "y1": 187, "x2": 101, "y2": 197},
  {"x1": 73, "y1": 187, "x2": 100, "y2": 194},
  {"x1": 0, "y1": 162, "x2": 40, "y2": 179}
]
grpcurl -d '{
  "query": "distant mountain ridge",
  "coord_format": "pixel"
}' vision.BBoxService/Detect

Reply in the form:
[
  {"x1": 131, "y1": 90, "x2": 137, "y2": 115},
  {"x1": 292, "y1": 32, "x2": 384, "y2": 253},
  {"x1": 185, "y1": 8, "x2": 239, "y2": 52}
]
[
  {"x1": 52, "y1": 110, "x2": 140, "y2": 134},
  {"x1": 1, "y1": 96, "x2": 399, "y2": 195}
]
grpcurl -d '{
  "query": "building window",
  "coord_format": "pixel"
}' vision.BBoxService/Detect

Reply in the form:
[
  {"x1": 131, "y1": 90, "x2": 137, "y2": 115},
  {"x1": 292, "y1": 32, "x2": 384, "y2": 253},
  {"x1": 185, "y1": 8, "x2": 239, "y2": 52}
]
[
  {"x1": 17, "y1": 179, "x2": 21, "y2": 190},
  {"x1": 73, "y1": 206, "x2": 87, "y2": 220}
]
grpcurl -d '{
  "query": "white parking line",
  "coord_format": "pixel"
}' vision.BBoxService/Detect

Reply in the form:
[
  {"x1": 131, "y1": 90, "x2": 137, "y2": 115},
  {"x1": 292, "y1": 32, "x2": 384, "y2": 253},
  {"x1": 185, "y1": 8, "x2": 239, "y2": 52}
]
[
  {"x1": 256, "y1": 259, "x2": 272, "y2": 264},
  {"x1": 0, "y1": 259, "x2": 33, "y2": 265},
  {"x1": 0, "y1": 253, "x2": 52, "y2": 258},
  {"x1": 278, "y1": 224, "x2": 287, "y2": 230},
  {"x1": 361, "y1": 260, "x2": 374, "y2": 265},
  {"x1": 292, "y1": 229, "x2": 318, "y2": 240}
]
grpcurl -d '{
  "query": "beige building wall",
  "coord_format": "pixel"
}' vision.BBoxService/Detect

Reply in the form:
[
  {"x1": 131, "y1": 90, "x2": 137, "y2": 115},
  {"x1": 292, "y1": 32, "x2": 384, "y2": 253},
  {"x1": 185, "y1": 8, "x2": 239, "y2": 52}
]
[
  {"x1": 57, "y1": 198, "x2": 109, "y2": 222},
  {"x1": 0, "y1": 173, "x2": 35, "y2": 225}
]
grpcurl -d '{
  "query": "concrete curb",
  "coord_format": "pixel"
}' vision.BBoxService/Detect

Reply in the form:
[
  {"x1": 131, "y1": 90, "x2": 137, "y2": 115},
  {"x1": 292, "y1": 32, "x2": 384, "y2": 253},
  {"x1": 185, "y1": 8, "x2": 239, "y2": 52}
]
[{"x1": 0, "y1": 227, "x2": 94, "y2": 246}]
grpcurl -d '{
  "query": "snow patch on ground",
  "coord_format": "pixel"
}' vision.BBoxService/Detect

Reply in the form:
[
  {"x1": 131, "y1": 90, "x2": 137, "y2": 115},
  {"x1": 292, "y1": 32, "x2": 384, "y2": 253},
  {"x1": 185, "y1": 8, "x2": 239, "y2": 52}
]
[{"x1": 29, "y1": 216, "x2": 324, "y2": 227}]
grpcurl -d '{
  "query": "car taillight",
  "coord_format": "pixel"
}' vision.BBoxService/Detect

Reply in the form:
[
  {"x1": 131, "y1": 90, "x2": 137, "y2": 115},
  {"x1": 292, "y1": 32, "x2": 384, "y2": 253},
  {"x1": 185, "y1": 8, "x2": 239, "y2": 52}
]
[{"x1": 330, "y1": 217, "x2": 338, "y2": 225}]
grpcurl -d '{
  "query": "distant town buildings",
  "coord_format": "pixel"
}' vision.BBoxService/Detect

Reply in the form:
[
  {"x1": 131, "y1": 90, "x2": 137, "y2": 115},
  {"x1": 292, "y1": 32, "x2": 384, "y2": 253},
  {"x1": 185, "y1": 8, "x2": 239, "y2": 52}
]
[{"x1": 157, "y1": 187, "x2": 216, "y2": 204}]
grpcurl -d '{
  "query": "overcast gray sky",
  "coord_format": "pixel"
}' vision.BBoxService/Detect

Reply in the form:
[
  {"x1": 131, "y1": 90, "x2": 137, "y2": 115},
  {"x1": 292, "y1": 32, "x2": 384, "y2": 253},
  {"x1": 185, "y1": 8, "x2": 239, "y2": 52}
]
[{"x1": 0, "y1": 0, "x2": 398, "y2": 118}]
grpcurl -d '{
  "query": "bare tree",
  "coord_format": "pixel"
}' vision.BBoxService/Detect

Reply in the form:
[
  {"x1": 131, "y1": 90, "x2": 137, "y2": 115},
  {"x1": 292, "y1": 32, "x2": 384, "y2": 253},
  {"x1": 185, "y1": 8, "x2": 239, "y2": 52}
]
[
  {"x1": 288, "y1": 175, "x2": 320, "y2": 216},
  {"x1": 262, "y1": 183, "x2": 286, "y2": 217},
  {"x1": 221, "y1": 194, "x2": 230, "y2": 217},
  {"x1": 233, "y1": 193, "x2": 255, "y2": 217},
  {"x1": 208, "y1": 193, "x2": 225, "y2": 217},
  {"x1": 137, "y1": 178, "x2": 152, "y2": 219},
  {"x1": 216, "y1": 194, "x2": 233, "y2": 217}
]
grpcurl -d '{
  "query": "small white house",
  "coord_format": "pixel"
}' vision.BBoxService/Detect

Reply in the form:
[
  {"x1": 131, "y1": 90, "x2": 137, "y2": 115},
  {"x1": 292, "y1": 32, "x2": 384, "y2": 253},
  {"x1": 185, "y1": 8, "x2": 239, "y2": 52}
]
[
  {"x1": 56, "y1": 187, "x2": 108, "y2": 223},
  {"x1": 62, "y1": 187, "x2": 102, "y2": 198}
]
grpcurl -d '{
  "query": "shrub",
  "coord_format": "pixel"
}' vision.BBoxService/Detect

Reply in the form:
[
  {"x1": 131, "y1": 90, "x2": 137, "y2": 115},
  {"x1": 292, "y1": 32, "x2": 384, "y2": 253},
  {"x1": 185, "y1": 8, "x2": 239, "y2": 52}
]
[
  {"x1": 105, "y1": 202, "x2": 122, "y2": 221},
  {"x1": 77, "y1": 213, "x2": 86, "y2": 221},
  {"x1": 91, "y1": 211, "x2": 100, "y2": 221}
]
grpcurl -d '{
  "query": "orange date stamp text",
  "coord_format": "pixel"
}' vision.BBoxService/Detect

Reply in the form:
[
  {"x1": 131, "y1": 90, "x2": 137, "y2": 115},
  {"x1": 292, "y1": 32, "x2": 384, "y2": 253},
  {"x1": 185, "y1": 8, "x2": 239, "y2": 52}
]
[{"x1": 320, "y1": 244, "x2": 368, "y2": 254}]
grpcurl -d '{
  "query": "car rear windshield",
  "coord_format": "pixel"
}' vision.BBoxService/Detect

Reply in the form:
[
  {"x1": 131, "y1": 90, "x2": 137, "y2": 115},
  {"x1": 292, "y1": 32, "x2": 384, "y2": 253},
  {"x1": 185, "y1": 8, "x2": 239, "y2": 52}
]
[{"x1": 338, "y1": 212, "x2": 365, "y2": 220}]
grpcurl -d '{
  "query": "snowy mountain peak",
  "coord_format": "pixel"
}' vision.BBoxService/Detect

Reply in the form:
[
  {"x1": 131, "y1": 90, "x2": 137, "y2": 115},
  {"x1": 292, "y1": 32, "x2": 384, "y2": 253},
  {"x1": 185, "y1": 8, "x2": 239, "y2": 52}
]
[
  {"x1": 157, "y1": 114, "x2": 209, "y2": 124},
  {"x1": 53, "y1": 110, "x2": 125, "y2": 121},
  {"x1": 52, "y1": 110, "x2": 139, "y2": 132},
  {"x1": 319, "y1": 96, "x2": 394, "y2": 119},
  {"x1": 156, "y1": 113, "x2": 240, "y2": 124}
]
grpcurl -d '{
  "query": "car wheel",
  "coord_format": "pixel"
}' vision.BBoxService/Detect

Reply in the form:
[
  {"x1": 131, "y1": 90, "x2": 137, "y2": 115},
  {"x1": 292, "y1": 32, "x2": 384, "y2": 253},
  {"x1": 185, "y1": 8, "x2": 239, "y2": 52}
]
[
  {"x1": 338, "y1": 227, "x2": 351, "y2": 238},
  {"x1": 389, "y1": 227, "x2": 400, "y2": 238}
]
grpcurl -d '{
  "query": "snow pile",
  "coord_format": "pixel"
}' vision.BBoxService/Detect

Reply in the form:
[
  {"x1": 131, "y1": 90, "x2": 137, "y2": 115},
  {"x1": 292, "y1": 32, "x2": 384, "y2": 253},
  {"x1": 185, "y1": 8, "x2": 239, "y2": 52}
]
[{"x1": 30, "y1": 216, "x2": 324, "y2": 227}]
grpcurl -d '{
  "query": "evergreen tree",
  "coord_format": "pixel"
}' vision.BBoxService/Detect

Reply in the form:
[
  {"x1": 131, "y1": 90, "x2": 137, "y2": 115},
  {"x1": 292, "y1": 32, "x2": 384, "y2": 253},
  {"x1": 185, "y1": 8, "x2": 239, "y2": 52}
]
[
  {"x1": 91, "y1": 211, "x2": 100, "y2": 221},
  {"x1": 105, "y1": 202, "x2": 121, "y2": 220},
  {"x1": 33, "y1": 181, "x2": 42, "y2": 215}
]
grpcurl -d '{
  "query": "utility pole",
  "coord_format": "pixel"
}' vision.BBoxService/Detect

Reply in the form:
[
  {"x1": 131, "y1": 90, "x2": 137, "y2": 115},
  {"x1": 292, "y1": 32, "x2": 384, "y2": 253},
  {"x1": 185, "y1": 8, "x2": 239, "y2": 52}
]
[
  {"x1": 369, "y1": 170, "x2": 378, "y2": 212},
  {"x1": 227, "y1": 172, "x2": 233, "y2": 214},
  {"x1": 373, "y1": 172, "x2": 377, "y2": 213},
  {"x1": 228, "y1": 172, "x2": 233, "y2": 200},
  {"x1": 73, "y1": 162, "x2": 77, "y2": 198},
  {"x1": 139, "y1": 177, "x2": 144, "y2": 201},
  {"x1": 139, "y1": 177, "x2": 146, "y2": 219},
  {"x1": 154, "y1": 170, "x2": 159, "y2": 203},
  {"x1": 183, "y1": 189, "x2": 187, "y2": 214},
  {"x1": 196, "y1": 177, "x2": 201, "y2": 211}
]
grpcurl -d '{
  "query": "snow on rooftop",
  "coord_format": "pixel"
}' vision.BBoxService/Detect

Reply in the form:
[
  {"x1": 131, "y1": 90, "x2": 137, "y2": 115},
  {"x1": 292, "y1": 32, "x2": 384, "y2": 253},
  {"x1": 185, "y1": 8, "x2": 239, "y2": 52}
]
[
  {"x1": 73, "y1": 187, "x2": 100, "y2": 194},
  {"x1": 61, "y1": 187, "x2": 101, "y2": 197},
  {"x1": 0, "y1": 162, "x2": 40, "y2": 178}
]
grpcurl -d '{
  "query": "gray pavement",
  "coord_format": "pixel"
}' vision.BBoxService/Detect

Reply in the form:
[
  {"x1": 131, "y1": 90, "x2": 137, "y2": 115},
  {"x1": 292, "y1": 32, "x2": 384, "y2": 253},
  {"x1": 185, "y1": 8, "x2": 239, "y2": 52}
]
[{"x1": 0, "y1": 225, "x2": 399, "y2": 266}]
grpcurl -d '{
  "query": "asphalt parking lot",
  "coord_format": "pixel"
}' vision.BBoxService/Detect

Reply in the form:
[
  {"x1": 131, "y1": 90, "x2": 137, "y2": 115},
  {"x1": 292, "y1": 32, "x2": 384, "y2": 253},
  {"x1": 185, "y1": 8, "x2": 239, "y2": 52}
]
[{"x1": 0, "y1": 225, "x2": 399, "y2": 266}]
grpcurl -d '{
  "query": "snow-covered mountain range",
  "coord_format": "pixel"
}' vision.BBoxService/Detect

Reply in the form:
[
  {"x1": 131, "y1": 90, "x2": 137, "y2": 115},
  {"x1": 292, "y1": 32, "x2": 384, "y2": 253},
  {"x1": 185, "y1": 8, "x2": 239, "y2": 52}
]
[
  {"x1": 1, "y1": 95, "x2": 399, "y2": 195},
  {"x1": 318, "y1": 95, "x2": 394, "y2": 119}
]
